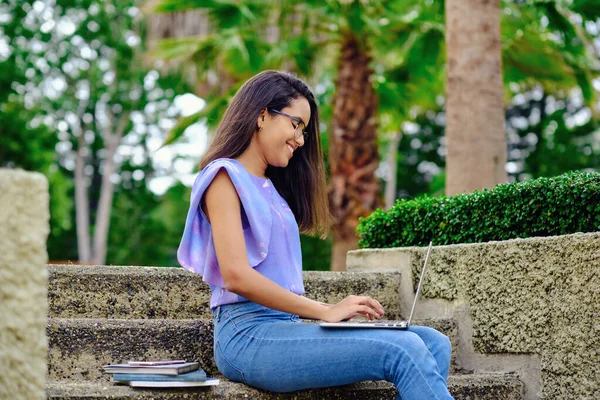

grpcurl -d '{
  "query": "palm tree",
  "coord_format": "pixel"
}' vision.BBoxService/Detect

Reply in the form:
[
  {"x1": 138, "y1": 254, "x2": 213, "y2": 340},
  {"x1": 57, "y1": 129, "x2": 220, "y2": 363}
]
[
  {"x1": 146, "y1": 0, "x2": 434, "y2": 270},
  {"x1": 327, "y1": 34, "x2": 381, "y2": 270},
  {"x1": 146, "y1": 0, "x2": 598, "y2": 268},
  {"x1": 445, "y1": 0, "x2": 506, "y2": 196},
  {"x1": 370, "y1": 2, "x2": 446, "y2": 207},
  {"x1": 444, "y1": 0, "x2": 599, "y2": 196}
]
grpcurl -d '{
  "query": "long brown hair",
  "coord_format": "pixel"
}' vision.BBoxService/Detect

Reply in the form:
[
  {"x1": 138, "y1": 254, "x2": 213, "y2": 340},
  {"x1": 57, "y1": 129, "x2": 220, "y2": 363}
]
[{"x1": 200, "y1": 70, "x2": 330, "y2": 237}]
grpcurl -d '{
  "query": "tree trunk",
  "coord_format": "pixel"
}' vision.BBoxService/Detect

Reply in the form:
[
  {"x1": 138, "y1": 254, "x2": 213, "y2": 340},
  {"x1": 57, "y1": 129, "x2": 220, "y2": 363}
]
[
  {"x1": 445, "y1": 0, "x2": 506, "y2": 196},
  {"x1": 92, "y1": 112, "x2": 130, "y2": 265},
  {"x1": 331, "y1": 239, "x2": 359, "y2": 274},
  {"x1": 328, "y1": 35, "x2": 381, "y2": 271},
  {"x1": 147, "y1": 9, "x2": 209, "y2": 41},
  {"x1": 385, "y1": 131, "x2": 402, "y2": 210},
  {"x1": 75, "y1": 133, "x2": 91, "y2": 262}
]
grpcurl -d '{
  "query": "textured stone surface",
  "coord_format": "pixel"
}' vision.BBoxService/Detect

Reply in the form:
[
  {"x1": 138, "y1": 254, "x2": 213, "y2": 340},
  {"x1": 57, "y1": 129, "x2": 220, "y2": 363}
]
[
  {"x1": 47, "y1": 317, "x2": 458, "y2": 382},
  {"x1": 46, "y1": 373, "x2": 522, "y2": 400},
  {"x1": 413, "y1": 318, "x2": 458, "y2": 373},
  {"x1": 47, "y1": 318, "x2": 217, "y2": 382},
  {"x1": 48, "y1": 266, "x2": 403, "y2": 320},
  {"x1": 448, "y1": 373, "x2": 522, "y2": 400},
  {"x1": 303, "y1": 271, "x2": 403, "y2": 319},
  {"x1": 48, "y1": 266, "x2": 212, "y2": 319},
  {"x1": 348, "y1": 232, "x2": 600, "y2": 399},
  {"x1": 0, "y1": 169, "x2": 50, "y2": 400}
]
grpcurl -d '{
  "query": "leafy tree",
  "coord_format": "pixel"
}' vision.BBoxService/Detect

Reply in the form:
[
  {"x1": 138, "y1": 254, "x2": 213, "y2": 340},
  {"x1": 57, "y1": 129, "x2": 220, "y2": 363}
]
[
  {"x1": 385, "y1": 0, "x2": 599, "y2": 198},
  {"x1": 148, "y1": 0, "x2": 452, "y2": 270},
  {"x1": 389, "y1": 85, "x2": 600, "y2": 205},
  {"x1": 3, "y1": 0, "x2": 191, "y2": 264},
  {"x1": 0, "y1": 100, "x2": 74, "y2": 242},
  {"x1": 0, "y1": 1, "x2": 73, "y2": 243},
  {"x1": 507, "y1": 90, "x2": 600, "y2": 180}
]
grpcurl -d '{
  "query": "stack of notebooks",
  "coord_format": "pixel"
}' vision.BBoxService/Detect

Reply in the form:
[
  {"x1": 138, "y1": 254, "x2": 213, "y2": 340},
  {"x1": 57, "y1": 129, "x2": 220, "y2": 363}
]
[{"x1": 103, "y1": 360, "x2": 219, "y2": 388}]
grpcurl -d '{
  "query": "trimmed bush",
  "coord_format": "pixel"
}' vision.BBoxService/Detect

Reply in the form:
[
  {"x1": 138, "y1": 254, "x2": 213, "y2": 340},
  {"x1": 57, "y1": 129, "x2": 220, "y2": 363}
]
[{"x1": 357, "y1": 171, "x2": 600, "y2": 248}]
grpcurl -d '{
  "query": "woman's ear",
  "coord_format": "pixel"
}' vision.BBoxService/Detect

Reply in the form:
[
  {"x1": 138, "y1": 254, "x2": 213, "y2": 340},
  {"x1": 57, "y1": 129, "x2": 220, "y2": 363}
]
[{"x1": 257, "y1": 108, "x2": 267, "y2": 131}]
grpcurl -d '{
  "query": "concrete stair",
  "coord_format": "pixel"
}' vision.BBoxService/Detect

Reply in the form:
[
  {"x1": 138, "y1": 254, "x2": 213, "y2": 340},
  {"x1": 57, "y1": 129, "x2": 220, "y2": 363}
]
[
  {"x1": 46, "y1": 265, "x2": 524, "y2": 399},
  {"x1": 46, "y1": 374, "x2": 523, "y2": 399},
  {"x1": 47, "y1": 318, "x2": 458, "y2": 382},
  {"x1": 48, "y1": 266, "x2": 404, "y2": 320}
]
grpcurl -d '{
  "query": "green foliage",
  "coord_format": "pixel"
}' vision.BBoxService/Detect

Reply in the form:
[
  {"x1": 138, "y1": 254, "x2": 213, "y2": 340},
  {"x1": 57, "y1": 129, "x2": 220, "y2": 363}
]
[
  {"x1": 0, "y1": 100, "x2": 73, "y2": 237},
  {"x1": 1, "y1": 0, "x2": 193, "y2": 264},
  {"x1": 107, "y1": 182, "x2": 190, "y2": 267},
  {"x1": 520, "y1": 108, "x2": 600, "y2": 178},
  {"x1": 0, "y1": 102, "x2": 57, "y2": 172},
  {"x1": 502, "y1": 1, "x2": 598, "y2": 107},
  {"x1": 387, "y1": 108, "x2": 446, "y2": 199},
  {"x1": 300, "y1": 234, "x2": 332, "y2": 271},
  {"x1": 571, "y1": 0, "x2": 600, "y2": 18},
  {"x1": 358, "y1": 171, "x2": 600, "y2": 248},
  {"x1": 3, "y1": 0, "x2": 597, "y2": 269}
]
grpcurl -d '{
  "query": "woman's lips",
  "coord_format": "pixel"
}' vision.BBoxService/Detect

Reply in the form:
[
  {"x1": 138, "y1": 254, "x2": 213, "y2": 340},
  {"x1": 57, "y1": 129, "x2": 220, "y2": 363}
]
[{"x1": 286, "y1": 144, "x2": 294, "y2": 157}]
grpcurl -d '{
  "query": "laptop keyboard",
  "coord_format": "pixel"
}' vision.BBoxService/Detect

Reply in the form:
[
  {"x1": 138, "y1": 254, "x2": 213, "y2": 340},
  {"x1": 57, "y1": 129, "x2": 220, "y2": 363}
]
[{"x1": 355, "y1": 321, "x2": 407, "y2": 327}]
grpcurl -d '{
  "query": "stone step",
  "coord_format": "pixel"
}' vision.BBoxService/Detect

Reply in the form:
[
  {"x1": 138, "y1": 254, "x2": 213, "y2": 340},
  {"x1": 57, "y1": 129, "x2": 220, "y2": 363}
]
[
  {"x1": 47, "y1": 317, "x2": 458, "y2": 383},
  {"x1": 48, "y1": 265, "x2": 403, "y2": 320},
  {"x1": 46, "y1": 373, "x2": 523, "y2": 399}
]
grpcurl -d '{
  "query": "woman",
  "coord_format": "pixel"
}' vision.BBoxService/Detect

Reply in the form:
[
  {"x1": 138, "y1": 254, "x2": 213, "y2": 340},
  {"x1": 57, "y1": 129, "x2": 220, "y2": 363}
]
[{"x1": 178, "y1": 70, "x2": 453, "y2": 399}]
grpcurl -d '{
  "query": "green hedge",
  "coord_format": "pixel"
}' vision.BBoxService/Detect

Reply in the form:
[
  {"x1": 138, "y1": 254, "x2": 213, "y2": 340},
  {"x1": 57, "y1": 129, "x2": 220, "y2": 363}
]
[{"x1": 357, "y1": 171, "x2": 600, "y2": 248}]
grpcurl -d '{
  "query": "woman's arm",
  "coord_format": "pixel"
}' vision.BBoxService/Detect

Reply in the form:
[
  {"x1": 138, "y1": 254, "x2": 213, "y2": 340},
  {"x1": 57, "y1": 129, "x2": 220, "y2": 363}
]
[{"x1": 204, "y1": 170, "x2": 383, "y2": 322}]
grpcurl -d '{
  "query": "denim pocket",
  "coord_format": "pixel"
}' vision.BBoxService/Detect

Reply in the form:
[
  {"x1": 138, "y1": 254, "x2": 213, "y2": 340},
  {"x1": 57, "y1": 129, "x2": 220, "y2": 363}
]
[{"x1": 214, "y1": 340, "x2": 246, "y2": 384}]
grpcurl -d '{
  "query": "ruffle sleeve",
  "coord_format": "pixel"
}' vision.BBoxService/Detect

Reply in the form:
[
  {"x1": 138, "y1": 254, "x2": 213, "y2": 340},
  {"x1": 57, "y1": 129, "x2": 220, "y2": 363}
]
[{"x1": 177, "y1": 159, "x2": 272, "y2": 287}]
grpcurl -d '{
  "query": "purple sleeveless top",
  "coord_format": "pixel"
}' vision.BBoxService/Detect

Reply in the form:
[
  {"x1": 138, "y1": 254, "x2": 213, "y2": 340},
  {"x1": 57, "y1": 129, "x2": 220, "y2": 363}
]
[{"x1": 177, "y1": 158, "x2": 304, "y2": 309}]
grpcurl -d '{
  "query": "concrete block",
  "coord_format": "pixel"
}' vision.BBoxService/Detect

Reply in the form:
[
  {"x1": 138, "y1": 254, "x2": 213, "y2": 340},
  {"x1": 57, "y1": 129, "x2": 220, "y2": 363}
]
[
  {"x1": 46, "y1": 373, "x2": 522, "y2": 399},
  {"x1": 47, "y1": 318, "x2": 215, "y2": 382},
  {"x1": 0, "y1": 169, "x2": 50, "y2": 400},
  {"x1": 47, "y1": 317, "x2": 459, "y2": 382},
  {"x1": 48, "y1": 267, "x2": 404, "y2": 320},
  {"x1": 348, "y1": 233, "x2": 600, "y2": 400}
]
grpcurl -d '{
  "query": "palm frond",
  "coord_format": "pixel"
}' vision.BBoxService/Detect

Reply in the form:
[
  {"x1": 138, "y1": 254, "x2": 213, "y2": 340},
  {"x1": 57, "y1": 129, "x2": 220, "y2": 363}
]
[
  {"x1": 146, "y1": 35, "x2": 216, "y2": 62},
  {"x1": 532, "y1": 1, "x2": 585, "y2": 57},
  {"x1": 150, "y1": 0, "x2": 221, "y2": 13},
  {"x1": 502, "y1": 2, "x2": 598, "y2": 107}
]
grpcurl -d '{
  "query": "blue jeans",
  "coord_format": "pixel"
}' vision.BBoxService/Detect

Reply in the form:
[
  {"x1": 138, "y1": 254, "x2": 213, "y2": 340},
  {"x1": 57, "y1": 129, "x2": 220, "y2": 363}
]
[{"x1": 213, "y1": 301, "x2": 454, "y2": 399}]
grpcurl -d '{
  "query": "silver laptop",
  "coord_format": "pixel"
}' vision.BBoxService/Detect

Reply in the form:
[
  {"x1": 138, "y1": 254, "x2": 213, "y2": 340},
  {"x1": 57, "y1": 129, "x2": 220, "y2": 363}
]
[{"x1": 319, "y1": 241, "x2": 433, "y2": 330}]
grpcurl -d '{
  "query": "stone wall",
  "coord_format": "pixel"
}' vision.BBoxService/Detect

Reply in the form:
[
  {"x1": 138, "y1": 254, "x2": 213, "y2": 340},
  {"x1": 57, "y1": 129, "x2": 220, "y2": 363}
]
[
  {"x1": 347, "y1": 232, "x2": 600, "y2": 400},
  {"x1": 0, "y1": 169, "x2": 50, "y2": 400}
]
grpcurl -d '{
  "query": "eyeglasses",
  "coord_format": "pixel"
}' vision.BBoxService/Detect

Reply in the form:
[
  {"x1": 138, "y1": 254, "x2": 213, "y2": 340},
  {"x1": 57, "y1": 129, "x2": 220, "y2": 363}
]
[{"x1": 268, "y1": 109, "x2": 308, "y2": 141}]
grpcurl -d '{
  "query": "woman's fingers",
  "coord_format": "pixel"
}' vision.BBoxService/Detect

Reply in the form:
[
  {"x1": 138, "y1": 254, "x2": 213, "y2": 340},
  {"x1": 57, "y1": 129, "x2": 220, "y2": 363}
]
[
  {"x1": 353, "y1": 296, "x2": 385, "y2": 317},
  {"x1": 371, "y1": 298, "x2": 385, "y2": 314},
  {"x1": 326, "y1": 295, "x2": 386, "y2": 322},
  {"x1": 356, "y1": 305, "x2": 380, "y2": 320}
]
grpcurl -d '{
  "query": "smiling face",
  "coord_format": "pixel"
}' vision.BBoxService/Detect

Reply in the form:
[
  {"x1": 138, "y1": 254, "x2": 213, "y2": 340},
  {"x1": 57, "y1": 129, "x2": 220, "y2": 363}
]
[{"x1": 255, "y1": 97, "x2": 311, "y2": 168}]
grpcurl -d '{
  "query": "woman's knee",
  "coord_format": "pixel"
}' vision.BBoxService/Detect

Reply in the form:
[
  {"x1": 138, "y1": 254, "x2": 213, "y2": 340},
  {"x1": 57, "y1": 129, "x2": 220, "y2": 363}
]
[
  {"x1": 395, "y1": 331, "x2": 433, "y2": 361},
  {"x1": 433, "y1": 329, "x2": 452, "y2": 358},
  {"x1": 412, "y1": 326, "x2": 451, "y2": 352}
]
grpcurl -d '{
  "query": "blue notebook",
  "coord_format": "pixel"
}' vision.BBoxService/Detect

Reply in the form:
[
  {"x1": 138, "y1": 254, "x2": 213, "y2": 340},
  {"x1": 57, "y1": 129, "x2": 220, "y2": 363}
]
[{"x1": 113, "y1": 369, "x2": 207, "y2": 382}]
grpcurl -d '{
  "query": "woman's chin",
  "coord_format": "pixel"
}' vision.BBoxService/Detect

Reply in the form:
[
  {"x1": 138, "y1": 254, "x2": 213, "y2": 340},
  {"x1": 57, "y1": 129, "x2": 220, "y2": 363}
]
[{"x1": 267, "y1": 157, "x2": 289, "y2": 168}]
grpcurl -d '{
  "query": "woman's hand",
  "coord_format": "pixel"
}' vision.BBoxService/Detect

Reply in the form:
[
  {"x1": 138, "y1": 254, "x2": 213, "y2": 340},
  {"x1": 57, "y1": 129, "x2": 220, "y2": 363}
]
[{"x1": 321, "y1": 295, "x2": 385, "y2": 323}]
